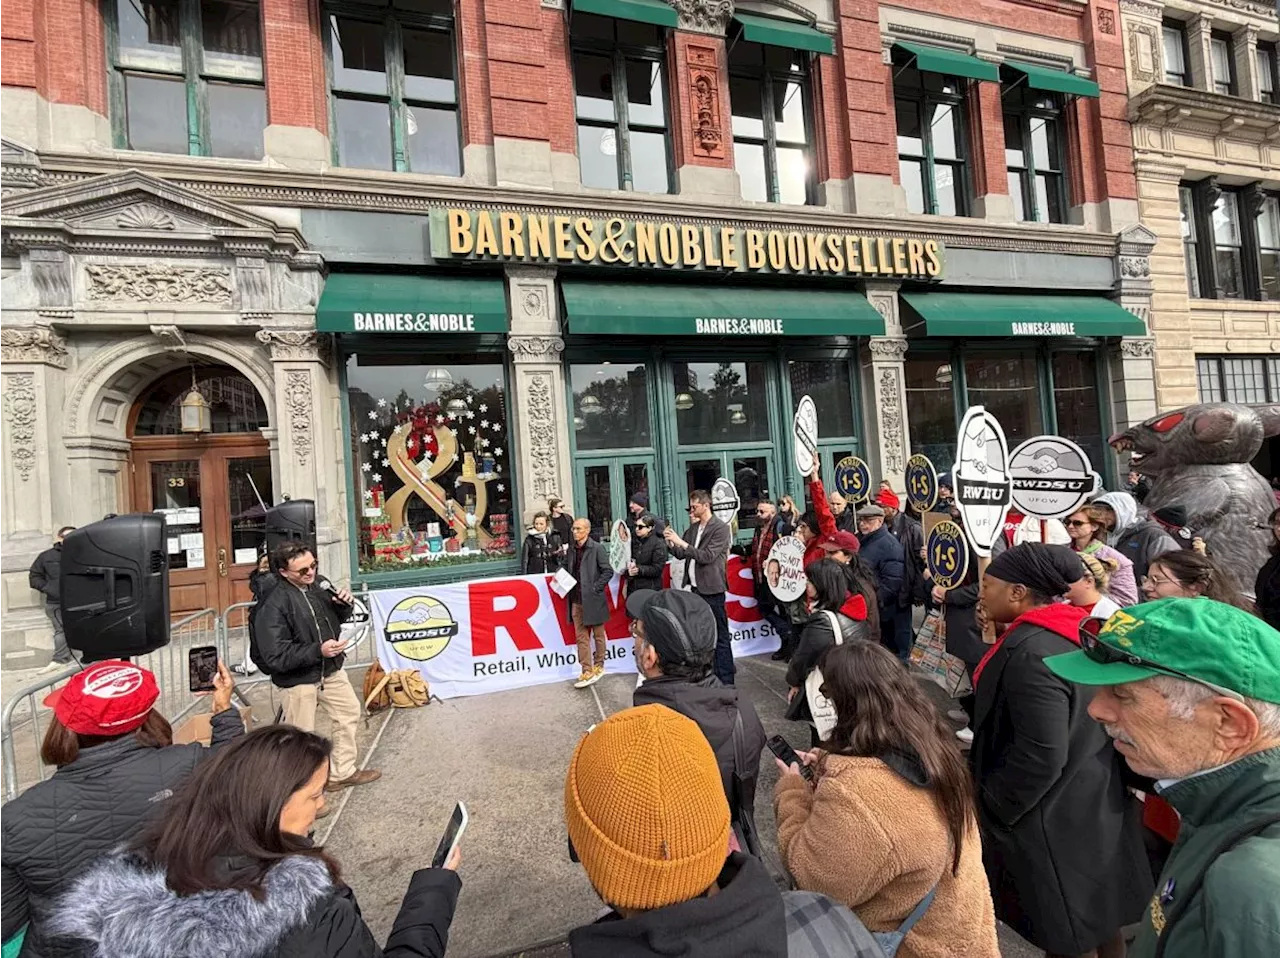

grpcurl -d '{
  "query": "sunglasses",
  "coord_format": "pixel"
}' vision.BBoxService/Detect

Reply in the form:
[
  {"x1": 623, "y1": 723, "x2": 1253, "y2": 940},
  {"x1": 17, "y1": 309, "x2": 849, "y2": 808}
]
[
  {"x1": 1064, "y1": 519, "x2": 1090, "y2": 528},
  {"x1": 1077, "y1": 618, "x2": 1243, "y2": 702},
  {"x1": 292, "y1": 562, "x2": 318, "y2": 573}
]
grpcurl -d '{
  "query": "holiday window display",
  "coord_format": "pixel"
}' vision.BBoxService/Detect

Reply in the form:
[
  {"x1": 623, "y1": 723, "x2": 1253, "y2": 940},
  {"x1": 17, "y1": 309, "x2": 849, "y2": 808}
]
[{"x1": 348, "y1": 359, "x2": 515, "y2": 573}]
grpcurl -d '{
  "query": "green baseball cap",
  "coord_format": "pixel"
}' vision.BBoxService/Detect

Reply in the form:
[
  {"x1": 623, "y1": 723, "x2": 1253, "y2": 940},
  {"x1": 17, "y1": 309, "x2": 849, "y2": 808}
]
[{"x1": 1045, "y1": 597, "x2": 1280, "y2": 704}]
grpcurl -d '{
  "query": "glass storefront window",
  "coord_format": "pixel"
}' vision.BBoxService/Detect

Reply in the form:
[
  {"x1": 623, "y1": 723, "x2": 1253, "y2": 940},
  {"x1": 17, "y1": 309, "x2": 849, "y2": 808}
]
[
  {"x1": 571, "y1": 362, "x2": 651, "y2": 450},
  {"x1": 1052, "y1": 352, "x2": 1104, "y2": 471},
  {"x1": 788, "y1": 360, "x2": 855, "y2": 438},
  {"x1": 903, "y1": 357, "x2": 958, "y2": 469},
  {"x1": 673, "y1": 361, "x2": 770, "y2": 445},
  {"x1": 964, "y1": 351, "x2": 1041, "y2": 449},
  {"x1": 346, "y1": 356, "x2": 516, "y2": 574}
]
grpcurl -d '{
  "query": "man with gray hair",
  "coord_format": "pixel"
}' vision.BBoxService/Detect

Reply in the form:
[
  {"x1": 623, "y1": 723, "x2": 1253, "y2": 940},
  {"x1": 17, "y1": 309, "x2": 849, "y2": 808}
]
[{"x1": 1045, "y1": 598, "x2": 1280, "y2": 958}]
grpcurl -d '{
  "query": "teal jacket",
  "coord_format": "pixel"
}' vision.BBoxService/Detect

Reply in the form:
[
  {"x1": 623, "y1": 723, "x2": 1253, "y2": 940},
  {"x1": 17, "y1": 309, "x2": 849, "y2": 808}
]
[{"x1": 1129, "y1": 746, "x2": 1280, "y2": 958}]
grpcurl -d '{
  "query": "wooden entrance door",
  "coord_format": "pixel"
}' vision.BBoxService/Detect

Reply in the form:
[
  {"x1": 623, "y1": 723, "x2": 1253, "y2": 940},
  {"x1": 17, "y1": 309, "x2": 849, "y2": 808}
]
[{"x1": 130, "y1": 435, "x2": 273, "y2": 617}]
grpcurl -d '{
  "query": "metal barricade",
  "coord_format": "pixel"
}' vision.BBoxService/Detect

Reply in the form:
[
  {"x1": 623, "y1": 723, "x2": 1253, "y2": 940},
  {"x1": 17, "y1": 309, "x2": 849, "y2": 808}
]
[
  {"x1": 1, "y1": 666, "x2": 79, "y2": 802},
  {"x1": 136, "y1": 609, "x2": 220, "y2": 726}
]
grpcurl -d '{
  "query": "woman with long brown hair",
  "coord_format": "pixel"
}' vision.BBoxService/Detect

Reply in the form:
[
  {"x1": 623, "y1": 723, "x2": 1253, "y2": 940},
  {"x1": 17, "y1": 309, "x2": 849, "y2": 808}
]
[
  {"x1": 1141, "y1": 549, "x2": 1254, "y2": 610},
  {"x1": 52, "y1": 724, "x2": 462, "y2": 958},
  {"x1": 1063, "y1": 504, "x2": 1139, "y2": 605},
  {"x1": 774, "y1": 640, "x2": 999, "y2": 958}
]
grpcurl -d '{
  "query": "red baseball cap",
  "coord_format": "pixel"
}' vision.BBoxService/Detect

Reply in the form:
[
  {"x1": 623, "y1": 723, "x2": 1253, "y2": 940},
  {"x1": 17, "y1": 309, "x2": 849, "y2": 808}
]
[
  {"x1": 876, "y1": 489, "x2": 901, "y2": 510},
  {"x1": 818, "y1": 531, "x2": 861, "y2": 554},
  {"x1": 43, "y1": 661, "x2": 160, "y2": 736}
]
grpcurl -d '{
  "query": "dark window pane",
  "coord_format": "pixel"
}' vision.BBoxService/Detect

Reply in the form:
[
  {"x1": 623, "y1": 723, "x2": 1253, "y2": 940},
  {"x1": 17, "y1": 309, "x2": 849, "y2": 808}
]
[
  {"x1": 1008, "y1": 170, "x2": 1027, "y2": 220},
  {"x1": 1052, "y1": 352, "x2": 1103, "y2": 470},
  {"x1": 403, "y1": 28, "x2": 456, "y2": 102},
  {"x1": 736, "y1": 141, "x2": 767, "y2": 201},
  {"x1": 896, "y1": 99, "x2": 922, "y2": 155},
  {"x1": 207, "y1": 82, "x2": 265, "y2": 159},
  {"x1": 572, "y1": 12, "x2": 614, "y2": 43},
  {"x1": 788, "y1": 361, "x2": 855, "y2": 438},
  {"x1": 928, "y1": 102, "x2": 959, "y2": 160},
  {"x1": 1003, "y1": 114, "x2": 1024, "y2": 167},
  {"x1": 775, "y1": 147, "x2": 808, "y2": 205},
  {"x1": 583, "y1": 464, "x2": 613, "y2": 538},
  {"x1": 903, "y1": 358, "x2": 957, "y2": 468},
  {"x1": 629, "y1": 129, "x2": 669, "y2": 193},
  {"x1": 730, "y1": 75, "x2": 765, "y2": 139},
  {"x1": 616, "y1": 19, "x2": 661, "y2": 47},
  {"x1": 625, "y1": 59, "x2": 665, "y2": 126},
  {"x1": 124, "y1": 74, "x2": 188, "y2": 153},
  {"x1": 202, "y1": 0, "x2": 262, "y2": 76},
  {"x1": 964, "y1": 351, "x2": 1040, "y2": 448},
  {"x1": 1216, "y1": 248, "x2": 1244, "y2": 297},
  {"x1": 733, "y1": 456, "x2": 771, "y2": 531},
  {"x1": 574, "y1": 53, "x2": 615, "y2": 121},
  {"x1": 116, "y1": 0, "x2": 181, "y2": 70},
  {"x1": 1262, "y1": 253, "x2": 1280, "y2": 300},
  {"x1": 1163, "y1": 25, "x2": 1186, "y2": 84},
  {"x1": 728, "y1": 39, "x2": 764, "y2": 71},
  {"x1": 394, "y1": 0, "x2": 453, "y2": 13},
  {"x1": 227, "y1": 456, "x2": 273, "y2": 559},
  {"x1": 334, "y1": 97, "x2": 393, "y2": 169},
  {"x1": 934, "y1": 162, "x2": 961, "y2": 216},
  {"x1": 407, "y1": 106, "x2": 460, "y2": 175},
  {"x1": 673, "y1": 361, "x2": 770, "y2": 444},
  {"x1": 577, "y1": 124, "x2": 620, "y2": 189},
  {"x1": 571, "y1": 364, "x2": 652, "y2": 451},
  {"x1": 134, "y1": 367, "x2": 269, "y2": 435},
  {"x1": 900, "y1": 158, "x2": 926, "y2": 213},
  {"x1": 330, "y1": 17, "x2": 387, "y2": 95},
  {"x1": 773, "y1": 80, "x2": 806, "y2": 142},
  {"x1": 1036, "y1": 173, "x2": 1064, "y2": 223}
]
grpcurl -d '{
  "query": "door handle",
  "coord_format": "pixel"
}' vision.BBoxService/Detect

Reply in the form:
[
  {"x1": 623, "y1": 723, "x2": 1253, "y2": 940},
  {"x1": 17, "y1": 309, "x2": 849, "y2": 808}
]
[{"x1": 217, "y1": 547, "x2": 228, "y2": 578}]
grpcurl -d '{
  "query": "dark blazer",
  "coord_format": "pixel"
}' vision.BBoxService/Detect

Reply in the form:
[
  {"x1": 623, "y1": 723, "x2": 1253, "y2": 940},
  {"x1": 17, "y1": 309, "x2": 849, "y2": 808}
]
[
  {"x1": 970, "y1": 622, "x2": 1151, "y2": 955},
  {"x1": 569, "y1": 537, "x2": 614, "y2": 627},
  {"x1": 668, "y1": 516, "x2": 731, "y2": 595},
  {"x1": 627, "y1": 531, "x2": 668, "y2": 594},
  {"x1": 940, "y1": 566, "x2": 984, "y2": 668}
]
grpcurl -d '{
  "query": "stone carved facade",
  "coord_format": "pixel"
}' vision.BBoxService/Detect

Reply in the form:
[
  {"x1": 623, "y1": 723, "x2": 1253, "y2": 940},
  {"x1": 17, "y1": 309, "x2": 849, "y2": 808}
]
[
  {"x1": 868, "y1": 337, "x2": 908, "y2": 360},
  {"x1": 1, "y1": 327, "x2": 67, "y2": 368},
  {"x1": 284, "y1": 370, "x2": 314, "y2": 468},
  {"x1": 1120, "y1": 338, "x2": 1156, "y2": 359},
  {"x1": 525, "y1": 374, "x2": 561, "y2": 501},
  {"x1": 688, "y1": 44, "x2": 726, "y2": 160},
  {"x1": 85, "y1": 264, "x2": 235, "y2": 305},
  {"x1": 3, "y1": 373, "x2": 38, "y2": 482},
  {"x1": 507, "y1": 335, "x2": 565, "y2": 361},
  {"x1": 673, "y1": 0, "x2": 734, "y2": 35},
  {"x1": 256, "y1": 328, "x2": 331, "y2": 364},
  {"x1": 877, "y1": 368, "x2": 906, "y2": 477}
]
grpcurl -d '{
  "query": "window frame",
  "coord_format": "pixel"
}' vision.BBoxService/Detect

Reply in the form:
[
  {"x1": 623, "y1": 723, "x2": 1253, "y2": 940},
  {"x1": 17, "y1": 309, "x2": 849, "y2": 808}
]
[
  {"x1": 1162, "y1": 20, "x2": 1190, "y2": 86},
  {"x1": 727, "y1": 41, "x2": 817, "y2": 205},
  {"x1": 1257, "y1": 41, "x2": 1278, "y2": 104},
  {"x1": 1181, "y1": 180, "x2": 1280, "y2": 301},
  {"x1": 570, "y1": 17, "x2": 673, "y2": 194},
  {"x1": 104, "y1": 0, "x2": 266, "y2": 157},
  {"x1": 1178, "y1": 184, "x2": 1202, "y2": 298},
  {"x1": 1210, "y1": 31, "x2": 1237, "y2": 96},
  {"x1": 1002, "y1": 83, "x2": 1068, "y2": 224},
  {"x1": 322, "y1": 0, "x2": 462, "y2": 174},
  {"x1": 1196, "y1": 355, "x2": 1280, "y2": 404},
  {"x1": 892, "y1": 63, "x2": 970, "y2": 217}
]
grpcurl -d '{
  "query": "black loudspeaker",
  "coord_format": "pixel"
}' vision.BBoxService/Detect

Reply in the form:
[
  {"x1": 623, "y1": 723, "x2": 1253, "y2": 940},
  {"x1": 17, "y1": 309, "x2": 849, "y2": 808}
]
[
  {"x1": 265, "y1": 499, "x2": 316, "y2": 554},
  {"x1": 60, "y1": 514, "x2": 170, "y2": 662}
]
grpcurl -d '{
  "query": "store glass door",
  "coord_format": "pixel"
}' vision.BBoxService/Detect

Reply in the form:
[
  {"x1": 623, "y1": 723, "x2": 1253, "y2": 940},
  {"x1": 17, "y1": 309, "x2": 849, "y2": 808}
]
[
  {"x1": 575, "y1": 456, "x2": 657, "y2": 539},
  {"x1": 675, "y1": 450, "x2": 777, "y2": 539}
]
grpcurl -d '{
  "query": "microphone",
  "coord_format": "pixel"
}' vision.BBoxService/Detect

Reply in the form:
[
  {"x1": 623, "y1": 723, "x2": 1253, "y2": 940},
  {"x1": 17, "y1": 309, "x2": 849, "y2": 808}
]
[{"x1": 316, "y1": 576, "x2": 351, "y2": 604}]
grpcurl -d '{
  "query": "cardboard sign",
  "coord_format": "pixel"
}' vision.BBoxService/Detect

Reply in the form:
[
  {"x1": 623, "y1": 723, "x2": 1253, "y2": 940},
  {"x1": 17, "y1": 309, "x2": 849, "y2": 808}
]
[
  {"x1": 765, "y1": 536, "x2": 807, "y2": 603},
  {"x1": 926, "y1": 519, "x2": 969, "y2": 591},
  {"x1": 905, "y1": 453, "x2": 939, "y2": 513},
  {"x1": 1008, "y1": 436, "x2": 1102, "y2": 519},
  {"x1": 710, "y1": 477, "x2": 740, "y2": 524},
  {"x1": 834, "y1": 455, "x2": 871, "y2": 504},
  {"x1": 608, "y1": 519, "x2": 631, "y2": 573},
  {"x1": 793, "y1": 395, "x2": 819, "y2": 476},
  {"x1": 951, "y1": 406, "x2": 1013, "y2": 559}
]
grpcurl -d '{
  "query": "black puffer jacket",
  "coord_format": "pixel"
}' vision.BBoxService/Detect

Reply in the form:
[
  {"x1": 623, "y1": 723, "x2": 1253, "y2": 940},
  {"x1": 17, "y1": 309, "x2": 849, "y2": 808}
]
[
  {"x1": 252, "y1": 580, "x2": 353, "y2": 688},
  {"x1": 521, "y1": 529, "x2": 562, "y2": 575},
  {"x1": 28, "y1": 544, "x2": 62, "y2": 603},
  {"x1": 1257, "y1": 552, "x2": 1280, "y2": 631},
  {"x1": 634, "y1": 675, "x2": 767, "y2": 853},
  {"x1": 51, "y1": 851, "x2": 461, "y2": 958},
  {"x1": 0, "y1": 709, "x2": 245, "y2": 958},
  {"x1": 785, "y1": 606, "x2": 873, "y2": 723},
  {"x1": 627, "y1": 531, "x2": 668, "y2": 594}
]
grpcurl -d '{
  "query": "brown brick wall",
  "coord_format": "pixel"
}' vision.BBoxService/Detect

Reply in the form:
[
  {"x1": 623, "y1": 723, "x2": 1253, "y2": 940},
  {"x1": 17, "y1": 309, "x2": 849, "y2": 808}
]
[
  {"x1": 2, "y1": 0, "x2": 37, "y2": 90},
  {"x1": 836, "y1": 0, "x2": 896, "y2": 178},
  {"x1": 263, "y1": 0, "x2": 328, "y2": 133},
  {"x1": 668, "y1": 31, "x2": 733, "y2": 170},
  {"x1": 967, "y1": 79, "x2": 1008, "y2": 199}
]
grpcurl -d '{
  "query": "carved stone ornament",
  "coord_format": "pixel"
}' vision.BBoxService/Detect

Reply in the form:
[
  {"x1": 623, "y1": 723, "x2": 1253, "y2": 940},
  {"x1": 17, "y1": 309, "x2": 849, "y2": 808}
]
[
  {"x1": 149, "y1": 324, "x2": 187, "y2": 353},
  {"x1": 1128, "y1": 21, "x2": 1160, "y2": 84},
  {"x1": 85, "y1": 264, "x2": 234, "y2": 305},
  {"x1": 868, "y1": 337, "x2": 908, "y2": 360},
  {"x1": 507, "y1": 335, "x2": 565, "y2": 362},
  {"x1": 1097, "y1": 8, "x2": 1115, "y2": 36},
  {"x1": 673, "y1": 0, "x2": 734, "y2": 35},
  {"x1": 3, "y1": 373, "x2": 38, "y2": 482},
  {"x1": 1, "y1": 327, "x2": 68, "y2": 368},
  {"x1": 1118, "y1": 0, "x2": 1162, "y2": 19},
  {"x1": 1120, "y1": 339, "x2": 1156, "y2": 359},
  {"x1": 526, "y1": 373, "x2": 561, "y2": 501},
  {"x1": 1119, "y1": 255, "x2": 1151, "y2": 279},
  {"x1": 115, "y1": 205, "x2": 176, "y2": 230},
  {"x1": 518, "y1": 285, "x2": 547, "y2": 319},
  {"x1": 688, "y1": 44, "x2": 726, "y2": 160},
  {"x1": 877, "y1": 368, "x2": 906, "y2": 477},
  {"x1": 284, "y1": 370, "x2": 313, "y2": 467},
  {"x1": 256, "y1": 328, "x2": 331, "y2": 365}
]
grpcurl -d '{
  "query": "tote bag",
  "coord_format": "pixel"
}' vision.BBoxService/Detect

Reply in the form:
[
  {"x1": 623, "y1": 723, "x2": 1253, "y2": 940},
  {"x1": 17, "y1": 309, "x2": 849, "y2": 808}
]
[{"x1": 804, "y1": 610, "x2": 844, "y2": 740}]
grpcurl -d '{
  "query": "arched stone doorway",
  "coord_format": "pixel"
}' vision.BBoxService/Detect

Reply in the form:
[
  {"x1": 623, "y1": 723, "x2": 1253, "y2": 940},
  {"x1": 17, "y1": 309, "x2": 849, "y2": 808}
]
[{"x1": 128, "y1": 364, "x2": 273, "y2": 615}]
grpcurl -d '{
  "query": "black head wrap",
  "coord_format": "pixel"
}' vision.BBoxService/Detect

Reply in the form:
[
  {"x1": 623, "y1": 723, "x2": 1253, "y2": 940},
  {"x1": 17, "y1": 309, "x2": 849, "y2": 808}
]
[{"x1": 985, "y1": 543, "x2": 1084, "y2": 599}]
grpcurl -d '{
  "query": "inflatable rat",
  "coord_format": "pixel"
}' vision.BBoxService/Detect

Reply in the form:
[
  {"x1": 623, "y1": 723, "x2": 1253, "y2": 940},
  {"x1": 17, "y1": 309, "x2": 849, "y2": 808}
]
[{"x1": 1110, "y1": 402, "x2": 1280, "y2": 594}]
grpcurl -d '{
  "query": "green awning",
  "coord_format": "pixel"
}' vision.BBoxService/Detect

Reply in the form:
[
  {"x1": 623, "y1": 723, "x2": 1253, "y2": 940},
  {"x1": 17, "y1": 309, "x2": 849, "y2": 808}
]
[
  {"x1": 572, "y1": 0, "x2": 677, "y2": 29},
  {"x1": 733, "y1": 13, "x2": 834, "y2": 56},
  {"x1": 892, "y1": 41, "x2": 999, "y2": 83},
  {"x1": 1004, "y1": 60, "x2": 1101, "y2": 98},
  {"x1": 900, "y1": 292, "x2": 1145, "y2": 338},
  {"x1": 316, "y1": 274, "x2": 509, "y2": 334},
  {"x1": 562, "y1": 282, "x2": 884, "y2": 337}
]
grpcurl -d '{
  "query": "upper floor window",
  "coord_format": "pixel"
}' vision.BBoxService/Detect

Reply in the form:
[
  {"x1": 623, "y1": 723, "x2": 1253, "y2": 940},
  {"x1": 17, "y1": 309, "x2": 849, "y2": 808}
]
[
  {"x1": 1003, "y1": 86, "x2": 1066, "y2": 224},
  {"x1": 107, "y1": 0, "x2": 265, "y2": 158},
  {"x1": 571, "y1": 13, "x2": 671, "y2": 194},
  {"x1": 1181, "y1": 180, "x2": 1280, "y2": 301},
  {"x1": 728, "y1": 42, "x2": 814, "y2": 204},
  {"x1": 893, "y1": 64, "x2": 968, "y2": 216},
  {"x1": 325, "y1": 0, "x2": 460, "y2": 175},
  {"x1": 1210, "y1": 32, "x2": 1236, "y2": 96},
  {"x1": 1197, "y1": 356, "x2": 1280, "y2": 404},
  {"x1": 1178, "y1": 185, "x2": 1202, "y2": 298},
  {"x1": 1258, "y1": 42, "x2": 1277, "y2": 104},
  {"x1": 1162, "y1": 21, "x2": 1188, "y2": 86}
]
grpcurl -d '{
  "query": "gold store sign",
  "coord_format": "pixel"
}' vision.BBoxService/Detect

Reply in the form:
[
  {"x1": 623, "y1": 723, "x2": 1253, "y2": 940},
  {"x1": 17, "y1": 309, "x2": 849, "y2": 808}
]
[{"x1": 431, "y1": 208, "x2": 944, "y2": 279}]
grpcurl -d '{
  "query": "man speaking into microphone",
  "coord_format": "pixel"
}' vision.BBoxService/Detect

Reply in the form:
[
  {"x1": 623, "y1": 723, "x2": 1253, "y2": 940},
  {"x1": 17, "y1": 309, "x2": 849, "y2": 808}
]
[{"x1": 252, "y1": 541, "x2": 380, "y2": 793}]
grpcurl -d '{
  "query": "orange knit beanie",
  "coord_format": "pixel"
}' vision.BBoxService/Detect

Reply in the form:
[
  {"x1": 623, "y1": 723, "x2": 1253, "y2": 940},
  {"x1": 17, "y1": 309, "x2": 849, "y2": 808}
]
[{"x1": 564, "y1": 704, "x2": 731, "y2": 911}]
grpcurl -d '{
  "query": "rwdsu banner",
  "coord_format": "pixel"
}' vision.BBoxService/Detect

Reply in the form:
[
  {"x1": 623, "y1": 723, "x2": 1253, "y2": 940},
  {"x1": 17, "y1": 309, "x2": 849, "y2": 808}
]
[{"x1": 370, "y1": 556, "x2": 782, "y2": 699}]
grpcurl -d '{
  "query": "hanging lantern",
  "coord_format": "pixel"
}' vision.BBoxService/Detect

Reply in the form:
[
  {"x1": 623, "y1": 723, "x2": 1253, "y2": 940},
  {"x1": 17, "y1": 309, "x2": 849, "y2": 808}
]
[
  {"x1": 179, "y1": 371, "x2": 212, "y2": 434},
  {"x1": 674, "y1": 392, "x2": 695, "y2": 411},
  {"x1": 423, "y1": 368, "x2": 454, "y2": 393},
  {"x1": 729, "y1": 405, "x2": 747, "y2": 425},
  {"x1": 446, "y1": 397, "x2": 468, "y2": 416},
  {"x1": 934, "y1": 363, "x2": 953, "y2": 386},
  {"x1": 573, "y1": 415, "x2": 586, "y2": 431},
  {"x1": 579, "y1": 394, "x2": 602, "y2": 416}
]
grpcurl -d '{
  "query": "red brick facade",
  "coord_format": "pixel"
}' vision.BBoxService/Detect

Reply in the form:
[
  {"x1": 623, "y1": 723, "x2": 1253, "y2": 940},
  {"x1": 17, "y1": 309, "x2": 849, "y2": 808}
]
[
  {"x1": 3, "y1": 0, "x2": 106, "y2": 112},
  {"x1": 262, "y1": 0, "x2": 328, "y2": 134}
]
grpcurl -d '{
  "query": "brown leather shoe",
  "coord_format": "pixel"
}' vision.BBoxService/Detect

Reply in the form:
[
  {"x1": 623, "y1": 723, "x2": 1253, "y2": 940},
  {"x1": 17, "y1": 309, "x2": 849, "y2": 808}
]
[{"x1": 325, "y1": 769, "x2": 382, "y2": 792}]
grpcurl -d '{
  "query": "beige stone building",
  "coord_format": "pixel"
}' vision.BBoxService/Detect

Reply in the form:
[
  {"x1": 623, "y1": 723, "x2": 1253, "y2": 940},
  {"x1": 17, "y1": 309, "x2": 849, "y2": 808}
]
[{"x1": 1122, "y1": 0, "x2": 1280, "y2": 473}]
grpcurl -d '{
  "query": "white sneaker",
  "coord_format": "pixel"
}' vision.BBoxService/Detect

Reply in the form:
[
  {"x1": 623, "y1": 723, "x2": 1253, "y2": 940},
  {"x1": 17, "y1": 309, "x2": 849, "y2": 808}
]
[
  {"x1": 37, "y1": 660, "x2": 70, "y2": 675},
  {"x1": 955, "y1": 727, "x2": 974, "y2": 745},
  {"x1": 573, "y1": 671, "x2": 595, "y2": 689}
]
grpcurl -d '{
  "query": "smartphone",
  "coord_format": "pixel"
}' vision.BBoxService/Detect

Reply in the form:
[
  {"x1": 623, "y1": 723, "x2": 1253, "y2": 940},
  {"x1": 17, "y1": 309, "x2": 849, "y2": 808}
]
[
  {"x1": 431, "y1": 802, "x2": 468, "y2": 869},
  {"x1": 188, "y1": 646, "x2": 219, "y2": 693},
  {"x1": 766, "y1": 734, "x2": 814, "y2": 782}
]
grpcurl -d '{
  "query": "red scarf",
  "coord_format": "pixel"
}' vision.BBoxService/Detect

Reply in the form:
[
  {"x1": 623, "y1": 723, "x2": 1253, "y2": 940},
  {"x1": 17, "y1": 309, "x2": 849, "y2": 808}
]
[{"x1": 972, "y1": 603, "x2": 1087, "y2": 688}]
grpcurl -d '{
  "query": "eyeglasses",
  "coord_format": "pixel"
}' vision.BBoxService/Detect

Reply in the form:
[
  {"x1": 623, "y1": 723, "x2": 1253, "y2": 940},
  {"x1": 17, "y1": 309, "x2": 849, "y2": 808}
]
[
  {"x1": 1064, "y1": 520, "x2": 1090, "y2": 528},
  {"x1": 1077, "y1": 619, "x2": 1243, "y2": 702},
  {"x1": 1141, "y1": 574, "x2": 1174, "y2": 587},
  {"x1": 292, "y1": 562, "x2": 318, "y2": 573}
]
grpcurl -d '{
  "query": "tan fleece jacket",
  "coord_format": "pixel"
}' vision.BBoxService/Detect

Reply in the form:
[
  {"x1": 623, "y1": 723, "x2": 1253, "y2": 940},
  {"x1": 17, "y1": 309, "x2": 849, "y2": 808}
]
[{"x1": 775, "y1": 754, "x2": 999, "y2": 958}]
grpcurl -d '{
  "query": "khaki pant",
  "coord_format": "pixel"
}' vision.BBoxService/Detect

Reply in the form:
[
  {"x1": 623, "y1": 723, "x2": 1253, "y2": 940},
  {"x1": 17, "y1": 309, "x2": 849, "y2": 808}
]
[
  {"x1": 280, "y1": 668, "x2": 361, "y2": 781},
  {"x1": 572, "y1": 603, "x2": 607, "y2": 672}
]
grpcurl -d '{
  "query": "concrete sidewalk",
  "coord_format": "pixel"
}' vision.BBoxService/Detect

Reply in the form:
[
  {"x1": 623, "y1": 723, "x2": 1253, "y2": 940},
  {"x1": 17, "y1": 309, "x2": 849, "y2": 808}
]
[{"x1": 323, "y1": 654, "x2": 1039, "y2": 958}]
